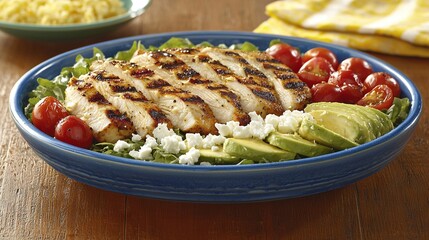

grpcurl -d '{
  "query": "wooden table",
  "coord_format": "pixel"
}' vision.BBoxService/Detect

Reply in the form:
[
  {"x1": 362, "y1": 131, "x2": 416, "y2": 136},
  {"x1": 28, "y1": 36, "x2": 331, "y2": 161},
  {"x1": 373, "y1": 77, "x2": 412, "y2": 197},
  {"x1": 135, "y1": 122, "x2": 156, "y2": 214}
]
[{"x1": 1, "y1": 0, "x2": 428, "y2": 239}]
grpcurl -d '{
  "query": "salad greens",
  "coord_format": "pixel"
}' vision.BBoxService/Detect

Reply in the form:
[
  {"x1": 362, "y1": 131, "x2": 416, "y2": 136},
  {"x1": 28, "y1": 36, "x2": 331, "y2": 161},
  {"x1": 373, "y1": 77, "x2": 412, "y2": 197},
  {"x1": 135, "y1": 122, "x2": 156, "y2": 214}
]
[{"x1": 386, "y1": 97, "x2": 411, "y2": 126}]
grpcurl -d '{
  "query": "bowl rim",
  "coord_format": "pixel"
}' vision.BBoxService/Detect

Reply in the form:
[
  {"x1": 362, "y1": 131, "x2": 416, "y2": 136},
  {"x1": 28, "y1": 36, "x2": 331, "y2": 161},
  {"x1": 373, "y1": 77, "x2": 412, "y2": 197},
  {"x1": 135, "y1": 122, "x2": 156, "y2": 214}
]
[
  {"x1": 0, "y1": 0, "x2": 152, "y2": 31},
  {"x1": 9, "y1": 30, "x2": 423, "y2": 172}
]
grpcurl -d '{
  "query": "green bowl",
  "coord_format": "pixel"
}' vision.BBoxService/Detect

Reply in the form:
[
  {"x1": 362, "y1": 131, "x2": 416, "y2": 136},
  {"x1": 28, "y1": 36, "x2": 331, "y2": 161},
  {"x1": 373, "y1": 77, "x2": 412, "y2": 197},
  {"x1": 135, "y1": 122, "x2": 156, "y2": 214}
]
[{"x1": 0, "y1": 0, "x2": 152, "y2": 40}]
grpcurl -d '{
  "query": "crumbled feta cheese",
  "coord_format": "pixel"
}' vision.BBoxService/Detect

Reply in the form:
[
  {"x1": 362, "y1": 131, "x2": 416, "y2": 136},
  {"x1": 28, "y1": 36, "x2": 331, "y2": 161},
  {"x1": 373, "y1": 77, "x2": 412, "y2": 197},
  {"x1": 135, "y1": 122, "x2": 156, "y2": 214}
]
[
  {"x1": 153, "y1": 123, "x2": 176, "y2": 142},
  {"x1": 202, "y1": 134, "x2": 226, "y2": 148},
  {"x1": 131, "y1": 133, "x2": 142, "y2": 142},
  {"x1": 277, "y1": 110, "x2": 314, "y2": 133},
  {"x1": 160, "y1": 135, "x2": 186, "y2": 154},
  {"x1": 248, "y1": 120, "x2": 275, "y2": 139},
  {"x1": 129, "y1": 145, "x2": 153, "y2": 160},
  {"x1": 113, "y1": 140, "x2": 130, "y2": 152},
  {"x1": 265, "y1": 114, "x2": 280, "y2": 128},
  {"x1": 232, "y1": 125, "x2": 253, "y2": 138},
  {"x1": 215, "y1": 123, "x2": 231, "y2": 137},
  {"x1": 211, "y1": 146, "x2": 220, "y2": 152},
  {"x1": 185, "y1": 133, "x2": 204, "y2": 148},
  {"x1": 178, "y1": 147, "x2": 200, "y2": 165},
  {"x1": 248, "y1": 111, "x2": 264, "y2": 123},
  {"x1": 144, "y1": 135, "x2": 158, "y2": 148}
]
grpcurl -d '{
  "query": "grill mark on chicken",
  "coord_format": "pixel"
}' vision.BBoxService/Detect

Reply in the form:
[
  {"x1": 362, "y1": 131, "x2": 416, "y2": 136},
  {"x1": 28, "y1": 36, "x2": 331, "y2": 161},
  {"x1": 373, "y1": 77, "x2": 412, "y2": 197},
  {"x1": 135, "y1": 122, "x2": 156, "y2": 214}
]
[
  {"x1": 251, "y1": 89, "x2": 277, "y2": 103},
  {"x1": 137, "y1": 50, "x2": 250, "y2": 125},
  {"x1": 129, "y1": 67, "x2": 155, "y2": 78},
  {"x1": 284, "y1": 81, "x2": 307, "y2": 89},
  {"x1": 66, "y1": 77, "x2": 135, "y2": 143},
  {"x1": 122, "y1": 92, "x2": 146, "y2": 102},
  {"x1": 105, "y1": 109, "x2": 135, "y2": 130},
  {"x1": 88, "y1": 92, "x2": 110, "y2": 105},
  {"x1": 90, "y1": 59, "x2": 218, "y2": 135},
  {"x1": 145, "y1": 79, "x2": 172, "y2": 89}
]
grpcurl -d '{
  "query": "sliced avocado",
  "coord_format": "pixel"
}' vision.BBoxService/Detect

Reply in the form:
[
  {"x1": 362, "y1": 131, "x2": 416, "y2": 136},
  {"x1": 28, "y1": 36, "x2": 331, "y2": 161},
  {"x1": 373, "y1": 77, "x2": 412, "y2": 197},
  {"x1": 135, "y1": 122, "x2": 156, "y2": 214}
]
[
  {"x1": 267, "y1": 132, "x2": 333, "y2": 157},
  {"x1": 357, "y1": 105, "x2": 394, "y2": 136},
  {"x1": 298, "y1": 118, "x2": 359, "y2": 150},
  {"x1": 308, "y1": 109, "x2": 369, "y2": 144},
  {"x1": 305, "y1": 102, "x2": 378, "y2": 140},
  {"x1": 198, "y1": 149, "x2": 241, "y2": 165},
  {"x1": 223, "y1": 138, "x2": 296, "y2": 163},
  {"x1": 305, "y1": 102, "x2": 393, "y2": 140}
]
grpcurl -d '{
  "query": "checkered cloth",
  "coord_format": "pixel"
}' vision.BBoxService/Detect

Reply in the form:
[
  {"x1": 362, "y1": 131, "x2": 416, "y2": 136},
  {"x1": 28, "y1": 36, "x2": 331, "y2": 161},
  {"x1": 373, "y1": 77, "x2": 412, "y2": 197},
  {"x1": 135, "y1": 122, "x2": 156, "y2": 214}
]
[{"x1": 255, "y1": 0, "x2": 429, "y2": 57}]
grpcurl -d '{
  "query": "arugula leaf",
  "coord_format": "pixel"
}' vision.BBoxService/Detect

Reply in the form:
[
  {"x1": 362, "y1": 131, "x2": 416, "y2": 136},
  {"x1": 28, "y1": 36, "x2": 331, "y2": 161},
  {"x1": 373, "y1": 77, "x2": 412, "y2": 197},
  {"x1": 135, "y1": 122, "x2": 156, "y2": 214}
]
[
  {"x1": 157, "y1": 37, "x2": 195, "y2": 49},
  {"x1": 386, "y1": 97, "x2": 411, "y2": 126},
  {"x1": 229, "y1": 41, "x2": 259, "y2": 52},
  {"x1": 115, "y1": 41, "x2": 145, "y2": 61}
]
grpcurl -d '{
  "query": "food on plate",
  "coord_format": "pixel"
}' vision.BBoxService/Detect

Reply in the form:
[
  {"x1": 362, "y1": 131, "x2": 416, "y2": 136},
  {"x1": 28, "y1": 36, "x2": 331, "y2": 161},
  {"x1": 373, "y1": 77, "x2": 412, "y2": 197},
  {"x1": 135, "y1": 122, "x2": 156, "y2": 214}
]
[
  {"x1": 25, "y1": 38, "x2": 411, "y2": 165},
  {"x1": 0, "y1": 0, "x2": 125, "y2": 25}
]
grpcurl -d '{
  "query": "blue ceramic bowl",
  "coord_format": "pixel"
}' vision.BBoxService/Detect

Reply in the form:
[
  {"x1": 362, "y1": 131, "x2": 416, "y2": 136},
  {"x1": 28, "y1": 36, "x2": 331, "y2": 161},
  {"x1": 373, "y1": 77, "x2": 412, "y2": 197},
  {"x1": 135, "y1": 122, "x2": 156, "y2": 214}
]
[
  {"x1": 9, "y1": 31, "x2": 422, "y2": 202},
  {"x1": 0, "y1": 0, "x2": 151, "y2": 40}
]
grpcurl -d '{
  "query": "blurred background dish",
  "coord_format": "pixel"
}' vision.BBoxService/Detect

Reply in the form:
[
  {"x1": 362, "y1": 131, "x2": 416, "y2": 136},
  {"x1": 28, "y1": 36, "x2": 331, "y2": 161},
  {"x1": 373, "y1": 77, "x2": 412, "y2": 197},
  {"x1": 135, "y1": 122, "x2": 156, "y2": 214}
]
[{"x1": 0, "y1": 0, "x2": 151, "y2": 40}]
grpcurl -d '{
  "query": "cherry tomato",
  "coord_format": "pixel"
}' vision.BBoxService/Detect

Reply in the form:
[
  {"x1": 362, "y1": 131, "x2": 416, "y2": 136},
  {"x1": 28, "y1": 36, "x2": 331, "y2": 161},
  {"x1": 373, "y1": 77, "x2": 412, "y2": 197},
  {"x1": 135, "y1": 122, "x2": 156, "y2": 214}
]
[
  {"x1": 363, "y1": 72, "x2": 401, "y2": 97},
  {"x1": 311, "y1": 83, "x2": 343, "y2": 102},
  {"x1": 298, "y1": 57, "x2": 334, "y2": 87},
  {"x1": 328, "y1": 70, "x2": 363, "y2": 88},
  {"x1": 338, "y1": 57, "x2": 373, "y2": 82},
  {"x1": 357, "y1": 84, "x2": 394, "y2": 110},
  {"x1": 266, "y1": 43, "x2": 302, "y2": 72},
  {"x1": 32, "y1": 96, "x2": 69, "y2": 136},
  {"x1": 302, "y1": 47, "x2": 339, "y2": 69},
  {"x1": 339, "y1": 85, "x2": 364, "y2": 103},
  {"x1": 54, "y1": 115, "x2": 93, "y2": 149},
  {"x1": 327, "y1": 70, "x2": 364, "y2": 103}
]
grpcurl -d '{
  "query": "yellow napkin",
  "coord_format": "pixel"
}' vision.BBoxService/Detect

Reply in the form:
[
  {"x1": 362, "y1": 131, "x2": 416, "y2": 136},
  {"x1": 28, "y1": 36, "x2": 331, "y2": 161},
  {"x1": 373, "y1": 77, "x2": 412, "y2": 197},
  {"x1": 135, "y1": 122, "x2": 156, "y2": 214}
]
[{"x1": 254, "y1": 0, "x2": 429, "y2": 57}]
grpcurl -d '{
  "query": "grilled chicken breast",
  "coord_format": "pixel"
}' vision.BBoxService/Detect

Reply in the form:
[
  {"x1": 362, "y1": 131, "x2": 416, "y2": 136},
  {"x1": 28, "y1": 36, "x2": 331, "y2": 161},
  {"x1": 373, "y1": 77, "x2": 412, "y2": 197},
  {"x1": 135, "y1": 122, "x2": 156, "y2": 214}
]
[
  {"x1": 64, "y1": 46, "x2": 311, "y2": 143},
  {"x1": 91, "y1": 60, "x2": 218, "y2": 135},
  {"x1": 65, "y1": 77, "x2": 135, "y2": 143},
  {"x1": 81, "y1": 71, "x2": 172, "y2": 137},
  {"x1": 131, "y1": 50, "x2": 251, "y2": 125}
]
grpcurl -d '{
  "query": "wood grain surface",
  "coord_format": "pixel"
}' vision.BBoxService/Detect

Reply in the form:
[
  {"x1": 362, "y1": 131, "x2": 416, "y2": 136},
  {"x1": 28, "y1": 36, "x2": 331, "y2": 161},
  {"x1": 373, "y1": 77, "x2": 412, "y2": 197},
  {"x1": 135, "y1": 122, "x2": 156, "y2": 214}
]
[{"x1": 0, "y1": 0, "x2": 428, "y2": 239}]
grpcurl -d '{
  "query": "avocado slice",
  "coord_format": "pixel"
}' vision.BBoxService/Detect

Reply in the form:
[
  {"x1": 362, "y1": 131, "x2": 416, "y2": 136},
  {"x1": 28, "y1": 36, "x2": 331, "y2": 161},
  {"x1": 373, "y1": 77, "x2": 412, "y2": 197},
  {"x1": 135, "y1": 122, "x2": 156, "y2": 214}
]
[
  {"x1": 298, "y1": 118, "x2": 359, "y2": 150},
  {"x1": 267, "y1": 132, "x2": 333, "y2": 157},
  {"x1": 305, "y1": 102, "x2": 377, "y2": 140},
  {"x1": 308, "y1": 109, "x2": 369, "y2": 144},
  {"x1": 356, "y1": 105, "x2": 394, "y2": 136},
  {"x1": 305, "y1": 102, "x2": 393, "y2": 140},
  {"x1": 198, "y1": 149, "x2": 241, "y2": 165},
  {"x1": 223, "y1": 138, "x2": 296, "y2": 163}
]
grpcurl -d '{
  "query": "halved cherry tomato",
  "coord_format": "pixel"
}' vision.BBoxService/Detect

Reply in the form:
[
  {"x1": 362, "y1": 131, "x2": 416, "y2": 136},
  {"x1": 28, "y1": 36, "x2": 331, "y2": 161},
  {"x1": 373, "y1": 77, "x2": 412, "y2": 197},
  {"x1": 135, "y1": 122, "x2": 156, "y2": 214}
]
[
  {"x1": 266, "y1": 43, "x2": 302, "y2": 72},
  {"x1": 357, "y1": 84, "x2": 394, "y2": 110},
  {"x1": 338, "y1": 57, "x2": 373, "y2": 82},
  {"x1": 311, "y1": 83, "x2": 343, "y2": 102},
  {"x1": 339, "y1": 85, "x2": 364, "y2": 103},
  {"x1": 328, "y1": 70, "x2": 364, "y2": 103},
  {"x1": 298, "y1": 57, "x2": 334, "y2": 87},
  {"x1": 32, "y1": 96, "x2": 69, "y2": 136},
  {"x1": 54, "y1": 115, "x2": 93, "y2": 149},
  {"x1": 328, "y1": 70, "x2": 363, "y2": 88},
  {"x1": 302, "y1": 47, "x2": 339, "y2": 69},
  {"x1": 363, "y1": 72, "x2": 401, "y2": 97}
]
